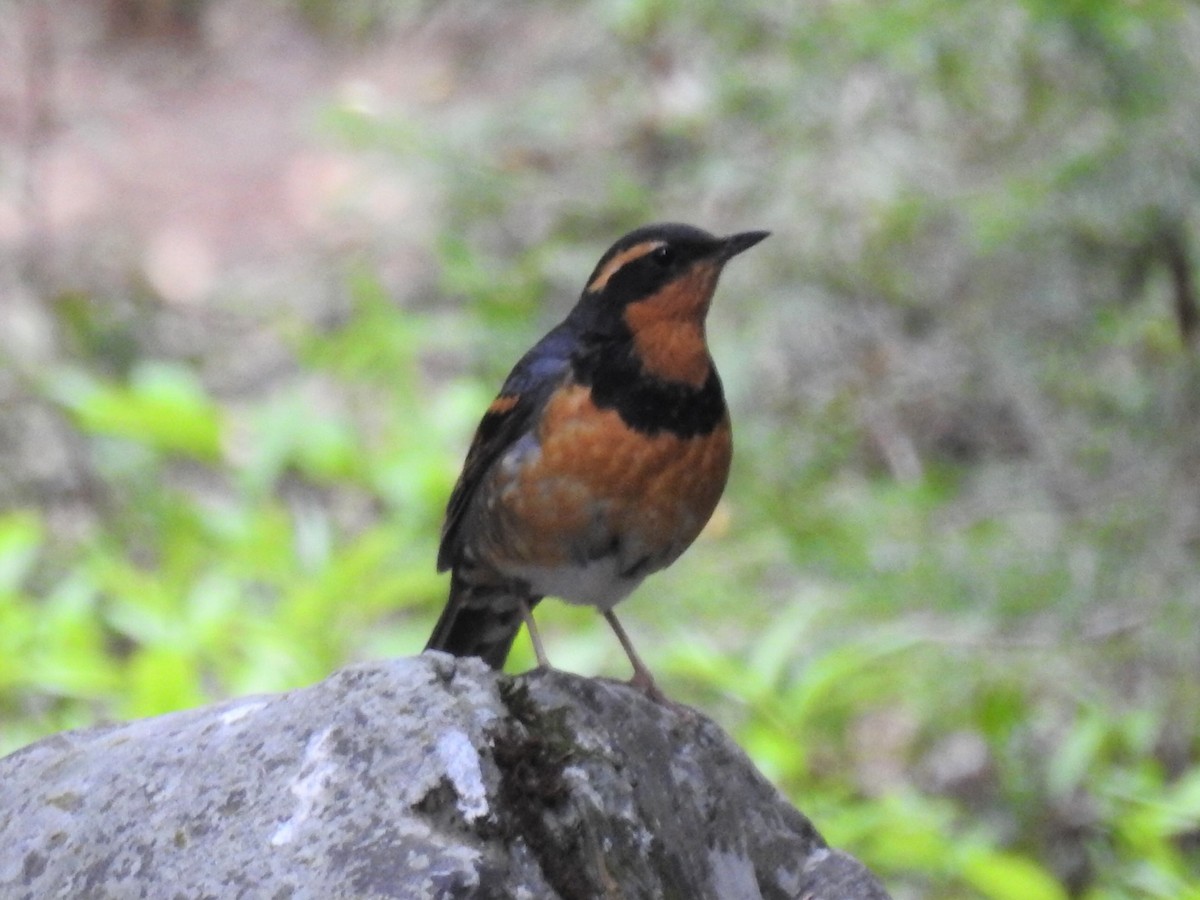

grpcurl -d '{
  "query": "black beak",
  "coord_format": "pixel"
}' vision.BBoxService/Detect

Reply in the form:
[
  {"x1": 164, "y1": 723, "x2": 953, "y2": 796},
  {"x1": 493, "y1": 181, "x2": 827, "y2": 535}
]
[{"x1": 717, "y1": 230, "x2": 771, "y2": 262}]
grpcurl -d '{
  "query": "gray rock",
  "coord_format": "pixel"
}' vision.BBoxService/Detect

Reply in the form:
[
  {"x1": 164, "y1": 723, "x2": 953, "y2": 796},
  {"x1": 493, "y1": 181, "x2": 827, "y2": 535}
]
[{"x1": 0, "y1": 654, "x2": 891, "y2": 899}]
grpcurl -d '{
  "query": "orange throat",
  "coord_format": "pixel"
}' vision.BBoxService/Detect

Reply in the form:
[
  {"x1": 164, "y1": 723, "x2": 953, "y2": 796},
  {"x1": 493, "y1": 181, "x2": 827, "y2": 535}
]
[{"x1": 623, "y1": 263, "x2": 719, "y2": 386}]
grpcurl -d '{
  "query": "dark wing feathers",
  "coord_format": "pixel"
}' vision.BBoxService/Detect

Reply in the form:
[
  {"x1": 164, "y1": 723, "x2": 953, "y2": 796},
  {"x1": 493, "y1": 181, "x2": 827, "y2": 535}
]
[{"x1": 436, "y1": 321, "x2": 578, "y2": 571}]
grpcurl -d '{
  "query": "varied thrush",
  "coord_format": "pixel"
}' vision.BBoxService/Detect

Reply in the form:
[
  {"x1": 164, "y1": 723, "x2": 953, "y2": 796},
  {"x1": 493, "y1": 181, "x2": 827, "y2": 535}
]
[{"x1": 426, "y1": 223, "x2": 769, "y2": 697}]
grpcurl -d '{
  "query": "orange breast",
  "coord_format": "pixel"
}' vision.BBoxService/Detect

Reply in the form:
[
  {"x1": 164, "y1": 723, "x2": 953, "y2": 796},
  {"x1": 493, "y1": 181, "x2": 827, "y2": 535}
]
[{"x1": 478, "y1": 384, "x2": 731, "y2": 574}]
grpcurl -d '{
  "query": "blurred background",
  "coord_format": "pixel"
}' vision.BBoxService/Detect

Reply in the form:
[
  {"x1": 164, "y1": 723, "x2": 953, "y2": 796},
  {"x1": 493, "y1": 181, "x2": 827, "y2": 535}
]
[{"x1": 2, "y1": 1, "x2": 1199, "y2": 896}]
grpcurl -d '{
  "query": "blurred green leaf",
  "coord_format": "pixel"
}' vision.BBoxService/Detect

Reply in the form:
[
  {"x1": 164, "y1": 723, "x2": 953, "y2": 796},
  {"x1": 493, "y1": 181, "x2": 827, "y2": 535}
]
[
  {"x1": 961, "y1": 849, "x2": 1068, "y2": 900},
  {"x1": 124, "y1": 644, "x2": 205, "y2": 718},
  {"x1": 46, "y1": 362, "x2": 223, "y2": 460},
  {"x1": 0, "y1": 512, "x2": 42, "y2": 593},
  {"x1": 28, "y1": 577, "x2": 119, "y2": 698}
]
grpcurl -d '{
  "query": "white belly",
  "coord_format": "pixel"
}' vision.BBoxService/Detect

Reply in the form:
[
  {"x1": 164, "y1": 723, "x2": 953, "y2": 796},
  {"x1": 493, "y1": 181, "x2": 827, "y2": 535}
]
[{"x1": 507, "y1": 556, "x2": 642, "y2": 612}]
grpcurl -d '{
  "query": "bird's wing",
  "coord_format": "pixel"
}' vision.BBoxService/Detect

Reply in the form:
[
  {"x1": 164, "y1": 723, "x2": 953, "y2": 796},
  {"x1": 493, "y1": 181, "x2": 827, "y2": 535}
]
[{"x1": 437, "y1": 321, "x2": 578, "y2": 572}]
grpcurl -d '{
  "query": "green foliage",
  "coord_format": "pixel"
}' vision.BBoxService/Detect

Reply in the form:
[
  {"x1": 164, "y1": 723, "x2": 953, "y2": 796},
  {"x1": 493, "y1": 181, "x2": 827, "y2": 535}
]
[
  {"x1": 2, "y1": 270, "x2": 459, "y2": 744},
  {"x1": 47, "y1": 362, "x2": 223, "y2": 460}
]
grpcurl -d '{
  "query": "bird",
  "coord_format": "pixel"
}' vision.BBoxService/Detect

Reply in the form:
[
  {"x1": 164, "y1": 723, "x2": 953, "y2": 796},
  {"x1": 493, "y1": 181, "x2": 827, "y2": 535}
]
[{"x1": 425, "y1": 222, "x2": 769, "y2": 698}]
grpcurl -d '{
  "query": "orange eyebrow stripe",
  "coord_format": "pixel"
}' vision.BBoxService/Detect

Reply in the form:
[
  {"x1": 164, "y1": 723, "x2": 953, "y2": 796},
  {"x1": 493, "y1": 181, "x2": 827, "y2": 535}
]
[{"x1": 585, "y1": 240, "x2": 664, "y2": 294}]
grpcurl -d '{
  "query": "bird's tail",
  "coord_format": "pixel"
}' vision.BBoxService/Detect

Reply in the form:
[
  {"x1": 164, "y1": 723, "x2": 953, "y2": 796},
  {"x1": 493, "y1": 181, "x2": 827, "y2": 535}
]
[{"x1": 424, "y1": 572, "x2": 538, "y2": 670}]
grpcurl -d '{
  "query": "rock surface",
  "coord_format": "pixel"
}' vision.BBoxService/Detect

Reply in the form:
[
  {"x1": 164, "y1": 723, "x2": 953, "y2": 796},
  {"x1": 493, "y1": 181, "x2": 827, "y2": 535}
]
[{"x1": 0, "y1": 654, "x2": 891, "y2": 899}]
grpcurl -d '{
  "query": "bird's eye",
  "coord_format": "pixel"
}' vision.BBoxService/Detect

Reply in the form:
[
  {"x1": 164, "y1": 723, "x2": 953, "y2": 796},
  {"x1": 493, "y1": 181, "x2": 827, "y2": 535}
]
[{"x1": 649, "y1": 245, "x2": 675, "y2": 267}]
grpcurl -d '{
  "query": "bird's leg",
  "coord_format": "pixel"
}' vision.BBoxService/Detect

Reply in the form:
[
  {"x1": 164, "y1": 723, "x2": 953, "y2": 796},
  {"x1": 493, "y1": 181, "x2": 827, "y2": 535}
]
[
  {"x1": 603, "y1": 610, "x2": 667, "y2": 702},
  {"x1": 520, "y1": 598, "x2": 551, "y2": 669}
]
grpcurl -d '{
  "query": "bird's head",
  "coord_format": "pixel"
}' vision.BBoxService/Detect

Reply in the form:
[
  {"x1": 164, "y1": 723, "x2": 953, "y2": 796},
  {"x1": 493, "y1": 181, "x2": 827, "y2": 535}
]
[{"x1": 570, "y1": 223, "x2": 769, "y2": 385}]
